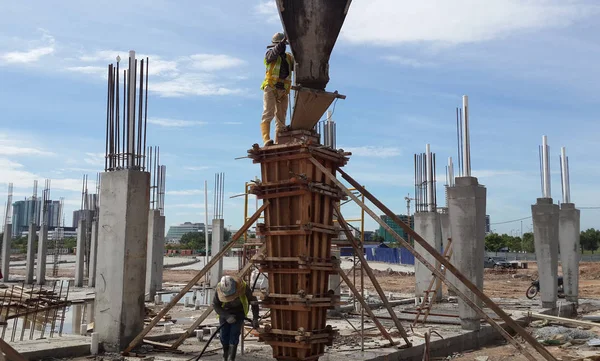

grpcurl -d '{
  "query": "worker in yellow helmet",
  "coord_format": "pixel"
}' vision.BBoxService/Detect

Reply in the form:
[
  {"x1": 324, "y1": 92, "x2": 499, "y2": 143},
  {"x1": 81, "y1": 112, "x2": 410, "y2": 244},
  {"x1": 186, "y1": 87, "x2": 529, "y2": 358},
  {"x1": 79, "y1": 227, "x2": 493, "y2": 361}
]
[
  {"x1": 213, "y1": 275, "x2": 259, "y2": 361},
  {"x1": 260, "y1": 32, "x2": 294, "y2": 146}
]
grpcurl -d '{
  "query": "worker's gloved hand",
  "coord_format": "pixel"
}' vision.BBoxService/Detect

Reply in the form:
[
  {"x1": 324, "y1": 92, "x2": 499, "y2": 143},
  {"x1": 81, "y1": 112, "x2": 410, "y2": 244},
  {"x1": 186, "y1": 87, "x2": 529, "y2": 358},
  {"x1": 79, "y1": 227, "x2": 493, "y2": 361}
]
[
  {"x1": 226, "y1": 315, "x2": 236, "y2": 324},
  {"x1": 252, "y1": 318, "x2": 260, "y2": 329}
]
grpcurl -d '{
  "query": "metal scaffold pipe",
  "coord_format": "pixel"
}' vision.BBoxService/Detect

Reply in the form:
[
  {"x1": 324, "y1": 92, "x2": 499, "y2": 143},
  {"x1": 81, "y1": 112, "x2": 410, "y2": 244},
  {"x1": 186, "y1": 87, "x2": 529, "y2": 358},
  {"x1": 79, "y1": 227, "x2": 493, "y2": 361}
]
[
  {"x1": 542, "y1": 135, "x2": 551, "y2": 198},
  {"x1": 560, "y1": 147, "x2": 570, "y2": 203},
  {"x1": 426, "y1": 144, "x2": 434, "y2": 212},
  {"x1": 462, "y1": 95, "x2": 471, "y2": 176}
]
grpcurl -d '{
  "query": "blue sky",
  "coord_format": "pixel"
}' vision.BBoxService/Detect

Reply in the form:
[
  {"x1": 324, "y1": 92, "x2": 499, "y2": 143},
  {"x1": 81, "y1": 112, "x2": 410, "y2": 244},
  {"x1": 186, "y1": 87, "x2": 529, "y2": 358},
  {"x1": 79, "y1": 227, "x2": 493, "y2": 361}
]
[{"x1": 1, "y1": 0, "x2": 600, "y2": 235}]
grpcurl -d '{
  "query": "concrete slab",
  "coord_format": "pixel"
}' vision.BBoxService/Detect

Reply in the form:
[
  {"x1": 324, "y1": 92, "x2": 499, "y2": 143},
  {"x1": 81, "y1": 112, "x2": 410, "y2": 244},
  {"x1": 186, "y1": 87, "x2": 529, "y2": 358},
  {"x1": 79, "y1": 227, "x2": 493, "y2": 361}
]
[{"x1": 12, "y1": 336, "x2": 91, "y2": 360}]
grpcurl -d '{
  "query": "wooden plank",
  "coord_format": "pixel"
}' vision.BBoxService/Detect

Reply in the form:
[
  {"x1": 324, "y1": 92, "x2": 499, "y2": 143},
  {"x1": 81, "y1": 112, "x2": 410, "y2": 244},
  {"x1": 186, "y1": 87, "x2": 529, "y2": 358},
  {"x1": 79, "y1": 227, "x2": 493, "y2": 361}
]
[
  {"x1": 331, "y1": 165, "x2": 553, "y2": 361},
  {"x1": 529, "y1": 313, "x2": 600, "y2": 328},
  {"x1": 123, "y1": 202, "x2": 270, "y2": 354}
]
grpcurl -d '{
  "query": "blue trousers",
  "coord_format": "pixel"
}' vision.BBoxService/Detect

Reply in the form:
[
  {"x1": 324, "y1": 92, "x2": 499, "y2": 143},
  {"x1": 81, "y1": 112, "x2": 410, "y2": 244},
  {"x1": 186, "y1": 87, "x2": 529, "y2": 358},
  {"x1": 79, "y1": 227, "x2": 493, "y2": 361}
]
[{"x1": 220, "y1": 318, "x2": 244, "y2": 346}]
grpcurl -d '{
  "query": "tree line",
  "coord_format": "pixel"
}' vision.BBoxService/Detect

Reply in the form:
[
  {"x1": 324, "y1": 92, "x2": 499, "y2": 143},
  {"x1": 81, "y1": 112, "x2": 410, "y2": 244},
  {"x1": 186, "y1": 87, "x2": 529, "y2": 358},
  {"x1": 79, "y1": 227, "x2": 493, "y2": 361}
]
[
  {"x1": 485, "y1": 228, "x2": 600, "y2": 254},
  {"x1": 165, "y1": 230, "x2": 233, "y2": 253}
]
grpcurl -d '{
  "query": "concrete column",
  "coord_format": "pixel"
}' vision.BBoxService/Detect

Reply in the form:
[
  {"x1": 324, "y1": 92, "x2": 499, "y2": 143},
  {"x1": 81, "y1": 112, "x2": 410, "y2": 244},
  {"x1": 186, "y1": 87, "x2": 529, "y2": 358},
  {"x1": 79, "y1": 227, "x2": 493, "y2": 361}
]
[
  {"x1": 2, "y1": 224, "x2": 12, "y2": 281},
  {"x1": 25, "y1": 223, "x2": 37, "y2": 284},
  {"x1": 36, "y1": 225, "x2": 48, "y2": 285},
  {"x1": 88, "y1": 221, "x2": 99, "y2": 287},
  {"x1": 439, "y1": 212, "x2": 454, "y2": 296},
  {"x1": 532, "y1": 198, "x2": 560, "y2": 308},
  {"x1": 72, "y1": 304, "x2": 82, "y2": 335},
  {"x1": 559, "y1": 203, "x2": 580, "y2": 304},
  {"x1": 94, "y1": 170, "x2": 150, "y2": 352},
  {"x1": 74, "y1": 219, "x2": 86, "y2": 287},
  {"x1": 210, "y1": 219, "x2": 224, "y2": 287},
  {"x1": 414, "y1": 212, "x2": 442, "y2": 301},
  {"x1": 146, "y1": 210, "x2": 165, "y2": 301},
  {"x1": 329, "y1": 249, "x2": 341, "y2": 312},
  {"x1": 448, "y1": 176, "x2": 486, "y2": 331}
]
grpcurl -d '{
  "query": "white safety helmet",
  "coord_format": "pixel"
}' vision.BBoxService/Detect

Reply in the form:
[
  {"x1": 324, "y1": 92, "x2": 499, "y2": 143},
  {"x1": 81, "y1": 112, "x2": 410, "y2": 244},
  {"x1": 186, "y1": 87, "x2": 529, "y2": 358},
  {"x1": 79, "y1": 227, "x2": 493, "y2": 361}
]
[{"x1": 219, "y1": 275, "x2": 237, "y2": 297}]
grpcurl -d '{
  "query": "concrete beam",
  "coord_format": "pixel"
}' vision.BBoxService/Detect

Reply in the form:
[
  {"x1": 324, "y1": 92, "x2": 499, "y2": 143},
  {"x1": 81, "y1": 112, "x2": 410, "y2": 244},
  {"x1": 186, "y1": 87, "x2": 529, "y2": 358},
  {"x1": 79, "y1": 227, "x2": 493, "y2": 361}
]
[
  {"x1": 414, "y1": 212, "x2": 442, "y2": 301},
  {"x1": 448, "y1": 176, "x2": 486, "y2": 331},
  {"x1": 559, "y1": 202, "x2": 579, "y2": 304},
  {"x1": 88, "y1": 221, "x2": 99, "y2": 287},
  {"x1": 210, "y1": 219, "x2": 224, "y2": 287},
  {"x1": 36, "y1": 225, "x2": 48, "y2": 285},
  {"x1": 2, "y1": 224, "x2": 12, "y2": 281},
  {"x1": 532, "y1": 198, "x2": 559, "y2": 309},
  {"x1": 74, "y1": 219, "x2": 86, "y2": 287},
  {"x1": 146, "y1": 209, "x2": 165, "y2": 300},
  {"x1": 94, "y1": 170, "x2": 150, "y2": 352},
  {"x1": 25, "y1": 223, "x2": 37, "y2": 284}
]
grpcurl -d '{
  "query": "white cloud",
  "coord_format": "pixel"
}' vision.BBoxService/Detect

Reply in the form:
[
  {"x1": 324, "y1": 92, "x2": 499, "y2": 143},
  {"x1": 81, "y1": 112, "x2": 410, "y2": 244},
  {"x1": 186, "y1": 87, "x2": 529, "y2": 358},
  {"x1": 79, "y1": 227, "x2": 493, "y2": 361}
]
[
  {"x1": 148, "y1": 118, "x2": 207, "y2": 127},
  {"x1": 342, "y1": 146, "x2": 401, "y2": 158},
  {"x1": 67, "y1": 66, "x2": 107, "y2": 77},
  {"x1": 187, "y1": 54, "x2": 245, "y2": 71},
  {"x1": 0, "y1": 158, "x2": 82, "y2": 193},
  {"x1": 382, "y1": 56, "x2": 435, "y2": 68},
  {"x1": 83, "y1": 152, "x2": 105, "y2": 167},
  {"x1": 254, "y1": 1, "x2": 279, "y2": 24},
  {"x1": 1, "y1": 33, "x2": 55, "y2": 64},
  {"x1": 342, "y1": 1, "x2": 597, "y2": 46},
  {"x1": 167, "y1": 189, "x2": 206, "y2": 196},
  {"x1": 170, "y1": 203, "x2": 208, "y2": 209},
  {"x1": 0, "y1": 133, "x2": 54, "y2": 156},
  {"x1": 150, "y1": 73, "x2": 242, "y2": 97},
  {"x1": 185, "y1": 166, "x2": 212, "y2": 172}
]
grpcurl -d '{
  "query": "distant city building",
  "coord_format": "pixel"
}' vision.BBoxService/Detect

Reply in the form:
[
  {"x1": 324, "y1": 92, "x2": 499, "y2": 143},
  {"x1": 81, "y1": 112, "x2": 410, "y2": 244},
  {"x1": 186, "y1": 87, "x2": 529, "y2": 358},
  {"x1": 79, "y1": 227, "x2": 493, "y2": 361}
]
[
  {"x1": 376, "y1": 214, "x2": 413, "y2": 244},
  {"x1": 485, "y1": 215, "x2": 491, "y2": 234},
  {"x1": 18, "y1": 226, "x2": 77, "y2": 240},
  {"x1": 12, "y1": 198, "x2": 41, "y2": 237},
  {"x1": 166, "y1": 222, "x2": 210, "y2": 243},
  {"x1": 72, "y1": 209, "x2": 95, "y2": 227}
]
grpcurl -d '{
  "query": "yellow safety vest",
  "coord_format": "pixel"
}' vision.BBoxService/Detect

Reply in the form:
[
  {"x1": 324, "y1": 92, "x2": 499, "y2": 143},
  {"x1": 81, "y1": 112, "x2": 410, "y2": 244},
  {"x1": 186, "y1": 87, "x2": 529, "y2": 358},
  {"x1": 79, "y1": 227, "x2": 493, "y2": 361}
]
[
  {"x1": 216, "y1": 281, "x2": 249, "y2": 319},
  {"x1": 260, "y1": 53, "x2": 293, "y2": 94}
]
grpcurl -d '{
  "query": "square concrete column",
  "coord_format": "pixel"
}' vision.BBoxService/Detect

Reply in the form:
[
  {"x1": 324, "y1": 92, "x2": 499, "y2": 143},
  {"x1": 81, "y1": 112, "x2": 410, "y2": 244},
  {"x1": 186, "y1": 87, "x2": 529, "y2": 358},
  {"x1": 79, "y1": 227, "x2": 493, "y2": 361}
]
[
  {"x1": 88, "y1": 221, "x2": 99, "y2": 287},
  {"x1": 74, "y1": 219, "x2": 86, "y2": 287},
  {"x1": 146, "y1": 209, "x2": 165, "y2": 301},
  {"x1": 532, "y1": 198, "x2": 559, "y2": 309},
  {"x1": 210, "y1": 219, "x2": 224, "y2": 287},
  {"x1": 448, "y1": 176, "x2": 486, "y2": 331},
  {"x1": 329, "y1": 249, "x2": 341, "y2": 312},
  {"x1": 2, "y1": 224, "x2": 12, "y2": 281},
  {"x1": 414, "y1": 212, "x2": 442, "y2": 302},
  {"x1": 94, "y1": 170, "x2": 150, "y2": 352},
  {"x1": 25, "y1": 223, "x2": 37, "y2": 284},
  {"x1": 439, "y1": 212, "x2": 454, "y2": 296},
  {"x1": 558, "y1": 203, "x2": 580, "y2": 304},
  {"x1": 36, "y1": 225, "x2": 48, "y2": 285}
]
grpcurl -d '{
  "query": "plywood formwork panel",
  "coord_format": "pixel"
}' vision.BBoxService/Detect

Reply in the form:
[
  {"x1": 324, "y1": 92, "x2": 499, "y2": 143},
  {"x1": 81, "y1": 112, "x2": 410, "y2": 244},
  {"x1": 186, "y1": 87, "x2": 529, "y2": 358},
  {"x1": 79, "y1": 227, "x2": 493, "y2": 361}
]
[{"x1": 248, "y1": 132, "x2": 349, "y2": 361}]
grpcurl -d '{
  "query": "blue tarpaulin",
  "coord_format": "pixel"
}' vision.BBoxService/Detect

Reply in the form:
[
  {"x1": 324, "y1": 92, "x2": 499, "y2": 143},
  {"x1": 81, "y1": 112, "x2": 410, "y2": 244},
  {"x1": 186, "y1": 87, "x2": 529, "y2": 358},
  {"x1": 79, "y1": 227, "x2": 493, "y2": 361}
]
[{"x1": 339, "y1": 244, "x2": 415, "y2": 265}]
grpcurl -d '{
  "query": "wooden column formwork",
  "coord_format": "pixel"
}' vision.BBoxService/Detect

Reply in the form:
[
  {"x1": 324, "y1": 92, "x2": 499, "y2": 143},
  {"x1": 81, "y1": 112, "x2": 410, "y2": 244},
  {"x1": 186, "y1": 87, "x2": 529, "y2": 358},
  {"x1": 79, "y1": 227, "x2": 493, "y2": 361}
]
[{"x1": 248, "y1": 130, "x2": 350, "y2": 361}]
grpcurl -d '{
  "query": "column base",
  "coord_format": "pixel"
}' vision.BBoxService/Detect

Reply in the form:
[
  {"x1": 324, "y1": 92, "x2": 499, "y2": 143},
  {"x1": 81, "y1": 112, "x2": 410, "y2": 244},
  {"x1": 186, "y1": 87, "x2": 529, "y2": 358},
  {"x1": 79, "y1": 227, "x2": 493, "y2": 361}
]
[
  {"x1": 461, "y1": 318, "x2": 480, "y2": 331},
  {"x1": 542, "y1": 301, "x2": 557, "y2": 309}
]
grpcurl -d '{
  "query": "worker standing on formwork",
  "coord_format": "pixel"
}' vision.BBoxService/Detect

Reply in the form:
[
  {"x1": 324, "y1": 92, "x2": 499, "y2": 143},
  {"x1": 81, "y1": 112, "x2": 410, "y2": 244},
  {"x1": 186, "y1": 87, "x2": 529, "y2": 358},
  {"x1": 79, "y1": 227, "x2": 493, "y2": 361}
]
[
  {"x1": 260, "y1": 32, "x2": 294, "y2": 146},
  {"x1": 213, "y1": 275, "x2": 260, "y2": 361}
]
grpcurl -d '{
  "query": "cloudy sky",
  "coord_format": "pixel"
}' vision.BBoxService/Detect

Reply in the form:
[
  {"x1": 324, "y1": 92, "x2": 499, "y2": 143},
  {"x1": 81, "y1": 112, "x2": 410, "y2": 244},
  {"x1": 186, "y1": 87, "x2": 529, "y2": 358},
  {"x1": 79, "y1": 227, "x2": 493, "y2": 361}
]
[{"x1": 1, "y1": 0, "x2": 600, "y2": 235}]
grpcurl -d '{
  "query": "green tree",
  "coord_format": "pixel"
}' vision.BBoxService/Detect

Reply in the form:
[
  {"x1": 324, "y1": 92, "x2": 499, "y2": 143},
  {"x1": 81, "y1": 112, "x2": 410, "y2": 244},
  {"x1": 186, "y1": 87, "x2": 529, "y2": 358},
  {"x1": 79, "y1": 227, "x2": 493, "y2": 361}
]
[
  {"x1": 521, "y1": 232, "x2": 535, "y2": 253},
  {"x1": 484, "y1": 233, "x2": 506, "y2": 252},
  {"x1": 505, "y1": 235, "x2": 524, "y2": 252},
  {"x1": 63, "y1": 237, "x2": 77, "y2": 249},
  {"x1": 180, "y1": 232, "x2": 206, "y2": 252},
  {"x1": 580, "y1": 228, "x2": 600, "y2": 254}
]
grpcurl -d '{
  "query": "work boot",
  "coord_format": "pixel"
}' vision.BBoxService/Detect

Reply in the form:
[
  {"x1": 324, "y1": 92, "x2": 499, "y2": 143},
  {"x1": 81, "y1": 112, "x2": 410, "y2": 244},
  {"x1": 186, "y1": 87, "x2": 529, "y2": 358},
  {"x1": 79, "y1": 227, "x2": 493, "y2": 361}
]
[
  {"x1": 228, "y1": 344, "x2": 237, "y2": 361},
  {"x1": 264, "y1": 140, "x2": 274, "y2": 146},
  {"x1": 222, "y1": 344, "x2": 229, "y2": 360}
]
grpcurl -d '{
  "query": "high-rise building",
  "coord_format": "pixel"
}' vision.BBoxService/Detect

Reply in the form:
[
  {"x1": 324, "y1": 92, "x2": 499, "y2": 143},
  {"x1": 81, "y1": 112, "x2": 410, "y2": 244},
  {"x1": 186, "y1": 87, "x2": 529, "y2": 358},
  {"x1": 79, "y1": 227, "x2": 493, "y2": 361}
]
[
  {"x1": 376, "y1": 214, "x2": 413, "y2": 244},
  {"x1": 43, "y1": 200, "x2": 62, "y2": 228},
  {"x1": 11, "y1": 198, "x2": 41, "y2": 237},
  {"x1": 72, "y1": 209, "x2": 95, "y2": 227},
  {"x1": 166, "y1": 222, "x2": 209, "y2": 243},
  {"x1": 485, "y1": 214, "x2": 491, "y2": 234}
]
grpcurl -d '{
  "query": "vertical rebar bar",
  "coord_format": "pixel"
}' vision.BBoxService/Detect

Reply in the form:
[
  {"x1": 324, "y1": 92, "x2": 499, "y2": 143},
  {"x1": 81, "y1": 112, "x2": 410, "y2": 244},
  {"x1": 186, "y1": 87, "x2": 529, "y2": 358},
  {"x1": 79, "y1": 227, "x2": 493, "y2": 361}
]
[
  {"x1": 462, "y1": 95, "x2": 471, "y2": 177},
  {"x1": 20, "y1": 283, "x2": 35, "y2": 341},
  {"x1": 1, "y1": 285, "x2": 14, "y2": 339},
  {"x1": 11, "y1": 283, "x2": 25, "y2": 342},
  {"x1": 58, "y1": 281, "x2": 70, "y2": 336},
  {"x1": 40, "y1": 281, "x2": 56, "y2": 339},
  {"x1": 138, "y1": 59, "x2": 144, "y2": 169},
  {"x1": 29, "y1": 283, "x2": 42, "y2": 340},
  {"x1": 105, "y1": 64, "x2": 111, "y2": 172},
  {"x1": 49, "y1": 281, "x2": 63, "y2": 338},
  {"x1": 143, "y1": 58, "x2": 149, "y2": 171}
]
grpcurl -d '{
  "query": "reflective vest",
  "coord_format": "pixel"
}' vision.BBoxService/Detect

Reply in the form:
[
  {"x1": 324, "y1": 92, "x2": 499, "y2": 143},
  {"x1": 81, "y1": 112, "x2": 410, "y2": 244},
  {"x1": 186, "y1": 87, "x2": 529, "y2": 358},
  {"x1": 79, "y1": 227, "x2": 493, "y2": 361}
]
[
  {"x1": 216, "y1": 281, "x2": 249, "y2": 319},
  {"x1": 261, "y1": 53, "x2": 293, "y2": 93}
]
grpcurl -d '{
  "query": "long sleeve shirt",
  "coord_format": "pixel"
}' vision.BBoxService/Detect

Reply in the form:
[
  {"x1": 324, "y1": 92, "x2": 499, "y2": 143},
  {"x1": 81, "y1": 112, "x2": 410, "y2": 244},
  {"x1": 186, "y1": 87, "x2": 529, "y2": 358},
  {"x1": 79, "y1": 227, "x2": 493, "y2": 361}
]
[
  {"x1": 265, "y1": 41, "x2": 293, "y2": 83},
  {"x1": 213, "y1": 284, "x2": 259, "y2": 321}
]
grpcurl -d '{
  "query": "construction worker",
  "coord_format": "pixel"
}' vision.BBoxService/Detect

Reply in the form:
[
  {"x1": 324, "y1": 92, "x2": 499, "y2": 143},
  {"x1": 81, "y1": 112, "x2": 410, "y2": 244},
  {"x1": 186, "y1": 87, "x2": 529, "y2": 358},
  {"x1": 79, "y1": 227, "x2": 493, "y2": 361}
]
[
  {"x1": 260, "y1": 32, "x2": 294, "y2": 146},
  {"x1": 213, "y1": 275, "x2": 260, "y2": 361}
]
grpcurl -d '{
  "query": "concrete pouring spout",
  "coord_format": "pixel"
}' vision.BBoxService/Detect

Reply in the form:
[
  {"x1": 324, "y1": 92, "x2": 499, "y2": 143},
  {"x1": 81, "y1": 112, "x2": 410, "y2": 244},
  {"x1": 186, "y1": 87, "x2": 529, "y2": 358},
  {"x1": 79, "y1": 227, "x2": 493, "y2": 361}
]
[{"x1": 277, "y1": 0, "x2": 351, "y2": 131}]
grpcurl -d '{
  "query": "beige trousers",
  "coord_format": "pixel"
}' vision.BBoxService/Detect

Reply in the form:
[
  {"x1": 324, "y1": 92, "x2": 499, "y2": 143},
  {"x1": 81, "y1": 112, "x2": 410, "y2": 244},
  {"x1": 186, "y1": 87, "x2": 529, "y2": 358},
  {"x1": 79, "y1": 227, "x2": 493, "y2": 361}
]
[{"x1": 261, "y1": 86, "x2": 289, "y2": 145}]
